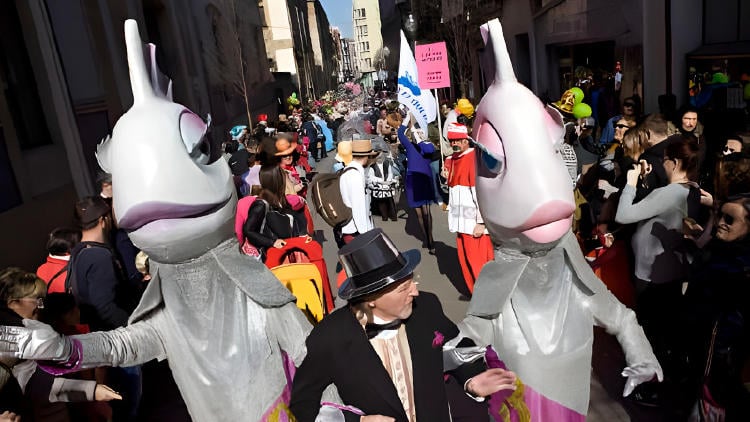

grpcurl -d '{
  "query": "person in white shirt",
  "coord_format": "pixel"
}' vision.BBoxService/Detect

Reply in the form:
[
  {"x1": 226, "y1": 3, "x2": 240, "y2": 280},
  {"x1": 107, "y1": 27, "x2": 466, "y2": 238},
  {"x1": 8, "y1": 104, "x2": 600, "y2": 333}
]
[{"x1": 339, "y1": 139, "x2": 379, "y2": 244}]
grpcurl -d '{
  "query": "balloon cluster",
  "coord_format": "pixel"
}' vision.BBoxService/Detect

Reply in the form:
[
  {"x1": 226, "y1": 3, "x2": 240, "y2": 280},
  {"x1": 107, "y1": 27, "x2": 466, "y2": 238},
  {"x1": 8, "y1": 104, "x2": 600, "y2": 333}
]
[
  {"x1": 569, "y1": 88, "x2": 592, "y2": 119},
  {"x1": 553, "y1": 87, "x2": 592, "y2": 119},
  {"x1": 286, "y1": 93, "x2": 300, "y2": 111}
]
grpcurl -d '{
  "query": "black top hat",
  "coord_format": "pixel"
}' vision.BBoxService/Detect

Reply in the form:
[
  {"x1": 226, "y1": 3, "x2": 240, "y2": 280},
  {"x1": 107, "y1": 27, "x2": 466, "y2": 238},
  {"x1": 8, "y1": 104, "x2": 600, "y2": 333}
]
[{"x1": 338, "y1": 229, "x2": 420, "y2": 301}]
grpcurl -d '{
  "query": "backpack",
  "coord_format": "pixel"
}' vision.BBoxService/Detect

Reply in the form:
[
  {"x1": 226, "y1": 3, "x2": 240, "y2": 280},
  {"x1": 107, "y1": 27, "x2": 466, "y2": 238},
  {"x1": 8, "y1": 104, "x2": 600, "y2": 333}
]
[
  {"x1": 310, "y1": 167, "x2": 356, "y2": 227},
  {"x1": 270, "y1": 263, "x2": 326, "y2": 324},
  {"x1": 313, "y1": 122, "x2": 325, "y2": 141}
]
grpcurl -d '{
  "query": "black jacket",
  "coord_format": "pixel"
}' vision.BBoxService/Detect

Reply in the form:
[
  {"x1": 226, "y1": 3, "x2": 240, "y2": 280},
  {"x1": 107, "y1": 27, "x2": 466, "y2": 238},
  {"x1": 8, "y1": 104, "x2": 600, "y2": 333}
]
[
  {"x1": 242, "y1": 200, "x2": 309, "y2": 249},
  {"x1": 67, "y1": 242, "x2": 136, "y2": 331},
  {"x1": 635, "y1": 140, "x2": 670, "y2": 202},
  {"x1": 290, "y1": 292, "x2": 484, "y2": 422}
]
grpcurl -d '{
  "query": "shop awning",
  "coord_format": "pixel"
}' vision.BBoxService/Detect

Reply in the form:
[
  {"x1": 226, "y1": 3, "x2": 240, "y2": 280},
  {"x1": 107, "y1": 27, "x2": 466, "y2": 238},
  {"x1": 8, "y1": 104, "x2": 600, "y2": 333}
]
[{"x1": 687, "y1": 42, "x2": 750, "y2": 59}]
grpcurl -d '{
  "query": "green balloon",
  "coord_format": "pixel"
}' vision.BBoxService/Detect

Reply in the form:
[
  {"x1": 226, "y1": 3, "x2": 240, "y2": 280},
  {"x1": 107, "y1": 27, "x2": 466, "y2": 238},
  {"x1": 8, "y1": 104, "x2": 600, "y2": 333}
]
[
  {"x1": 572, "y1": 102, "x2": 592, "y2": 119},
  {"x1": 570, "y1": 87, "x2": 584, "y2": 104}
]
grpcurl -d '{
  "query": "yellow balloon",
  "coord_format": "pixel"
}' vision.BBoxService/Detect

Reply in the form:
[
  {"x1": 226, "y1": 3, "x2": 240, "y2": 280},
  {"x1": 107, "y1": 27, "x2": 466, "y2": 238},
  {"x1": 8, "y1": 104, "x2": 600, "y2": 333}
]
[{"x1": 456, "y1": 98, "x2": 475, "y2": 118}]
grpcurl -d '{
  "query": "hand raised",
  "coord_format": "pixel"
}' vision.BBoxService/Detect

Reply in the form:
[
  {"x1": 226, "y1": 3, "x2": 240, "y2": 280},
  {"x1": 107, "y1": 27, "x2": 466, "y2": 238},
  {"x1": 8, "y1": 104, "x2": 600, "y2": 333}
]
[{"x1": 621, "y1": 362, "x2": 663, "y2": 397}]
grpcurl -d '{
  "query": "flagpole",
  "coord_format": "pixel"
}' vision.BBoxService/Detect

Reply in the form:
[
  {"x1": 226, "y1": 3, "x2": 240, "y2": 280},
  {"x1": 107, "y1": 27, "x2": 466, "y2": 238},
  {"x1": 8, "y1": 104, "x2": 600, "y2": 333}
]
[{"x1": 434, "y1": 89, "x2": 445, "y2": 166}]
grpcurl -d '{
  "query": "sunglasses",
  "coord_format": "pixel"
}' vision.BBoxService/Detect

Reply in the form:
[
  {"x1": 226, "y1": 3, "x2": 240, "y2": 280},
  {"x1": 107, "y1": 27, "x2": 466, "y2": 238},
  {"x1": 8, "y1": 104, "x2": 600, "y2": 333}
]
[
  {"x1": 615, "y1": 124, "x2": 632, "y2": 129},
  {"x1": 623, "y1": 103, "x2": 635, "y2": 107},
  {"x1": 581, "y1": 126, "x2": 594, "y2": 130},
  {"x1": 719, "y1": 212, "x2": 743, "y2": 225}
]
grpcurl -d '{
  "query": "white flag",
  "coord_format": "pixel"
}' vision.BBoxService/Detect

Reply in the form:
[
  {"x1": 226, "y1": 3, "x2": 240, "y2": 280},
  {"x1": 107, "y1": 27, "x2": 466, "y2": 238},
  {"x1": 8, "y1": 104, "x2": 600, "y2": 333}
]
[{"x1": 398, "y1": 32, "x2": 436, "y2": 131}]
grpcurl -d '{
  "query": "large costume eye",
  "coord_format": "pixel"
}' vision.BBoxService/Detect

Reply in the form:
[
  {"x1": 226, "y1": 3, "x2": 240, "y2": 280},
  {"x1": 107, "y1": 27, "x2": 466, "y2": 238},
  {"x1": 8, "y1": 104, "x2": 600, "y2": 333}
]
[
  {"x1": 473, "y1": 121, "x2": 505, "y2": 176},
  {"x1": 476, "y1": 142, "x2": 505, "y2": 175},
  {"x1": 179, "y1": 111, "x2": 211, "y2": 165}
]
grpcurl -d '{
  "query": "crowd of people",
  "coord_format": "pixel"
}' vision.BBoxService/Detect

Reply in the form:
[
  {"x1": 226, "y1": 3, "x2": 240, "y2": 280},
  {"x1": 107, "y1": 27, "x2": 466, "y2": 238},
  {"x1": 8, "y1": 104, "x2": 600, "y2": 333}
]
[
  {"x1": 1, "y1": 75, "x2": 749, "y2": 421},
  {"x1": 553, "y1": 86, "x2": 750, "y2": 419}
]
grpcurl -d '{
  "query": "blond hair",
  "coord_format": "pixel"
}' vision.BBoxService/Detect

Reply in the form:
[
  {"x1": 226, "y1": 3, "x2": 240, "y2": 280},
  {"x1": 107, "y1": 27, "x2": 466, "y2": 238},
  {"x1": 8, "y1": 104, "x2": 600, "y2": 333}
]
[{"x1": 622, "y1": 126, "x2": 650, "y2": 160}]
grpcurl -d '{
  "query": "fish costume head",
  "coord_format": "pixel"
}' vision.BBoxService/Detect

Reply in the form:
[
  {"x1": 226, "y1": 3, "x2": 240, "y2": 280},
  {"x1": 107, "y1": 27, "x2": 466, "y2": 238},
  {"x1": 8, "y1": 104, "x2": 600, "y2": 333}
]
[
  {"x1": 472, "y1": 19, "x2": 575, "y2": 252},
  {"x1": 96, "y1": 20, "x2": 235, "y2": 263}
]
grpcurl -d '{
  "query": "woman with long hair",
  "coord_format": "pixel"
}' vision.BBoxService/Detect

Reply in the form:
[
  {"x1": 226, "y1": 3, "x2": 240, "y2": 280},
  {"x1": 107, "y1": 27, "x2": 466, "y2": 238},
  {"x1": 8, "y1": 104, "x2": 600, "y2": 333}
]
[
  {"x1": 683, "y1": 195, "x2": 750, "y2": 419},
  {"x1": 242, "y1": 166, "x2": 311, "y2": 262}
]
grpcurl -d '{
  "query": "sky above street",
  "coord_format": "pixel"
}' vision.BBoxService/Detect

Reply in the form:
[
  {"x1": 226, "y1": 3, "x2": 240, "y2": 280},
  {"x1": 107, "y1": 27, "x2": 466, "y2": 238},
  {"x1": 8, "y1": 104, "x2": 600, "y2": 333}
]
[{"x1": 320, "y1": 0, "x2": 353, "y2": 38}]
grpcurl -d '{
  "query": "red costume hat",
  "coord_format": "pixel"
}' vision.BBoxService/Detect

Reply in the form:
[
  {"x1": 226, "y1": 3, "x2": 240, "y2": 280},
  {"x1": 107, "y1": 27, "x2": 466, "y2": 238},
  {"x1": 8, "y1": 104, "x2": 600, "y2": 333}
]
[{"x1": 447, "y1": 122, "x2": 469, "y2": 140}]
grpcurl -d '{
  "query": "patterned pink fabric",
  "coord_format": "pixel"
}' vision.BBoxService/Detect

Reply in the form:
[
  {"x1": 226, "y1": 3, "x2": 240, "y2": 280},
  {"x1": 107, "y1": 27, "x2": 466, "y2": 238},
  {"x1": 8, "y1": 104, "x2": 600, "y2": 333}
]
[
  {"x1": 260, "y1": 352, "x2": 297, "y2": 421},
  {"x1": 486, "y1": 347, "x2": 584, "y2": 422}
]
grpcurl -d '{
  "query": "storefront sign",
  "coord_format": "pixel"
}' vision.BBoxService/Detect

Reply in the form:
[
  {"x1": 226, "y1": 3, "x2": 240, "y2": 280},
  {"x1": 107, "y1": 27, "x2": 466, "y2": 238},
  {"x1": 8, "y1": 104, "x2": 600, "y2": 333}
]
[{"x1": 415, "y1": 42, "x2": 451, "y2": 89}]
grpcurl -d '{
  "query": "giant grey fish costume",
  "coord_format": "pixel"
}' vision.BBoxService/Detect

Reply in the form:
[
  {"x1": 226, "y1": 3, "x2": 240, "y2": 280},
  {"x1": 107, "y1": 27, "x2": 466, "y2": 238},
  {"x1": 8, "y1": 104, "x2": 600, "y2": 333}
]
[
  {"x1": 459, "y1": 19, "x2": 663, "y2": 420},
  {"x1": 0, "y1": 20, "x2": 324, "y2": 421}
]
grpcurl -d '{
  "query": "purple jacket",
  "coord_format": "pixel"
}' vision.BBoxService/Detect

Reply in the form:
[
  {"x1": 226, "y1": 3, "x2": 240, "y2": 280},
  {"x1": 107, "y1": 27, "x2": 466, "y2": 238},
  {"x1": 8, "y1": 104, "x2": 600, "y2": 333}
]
[{"x1": 398, "y1": 126, "x2": 434, "y2": 176}]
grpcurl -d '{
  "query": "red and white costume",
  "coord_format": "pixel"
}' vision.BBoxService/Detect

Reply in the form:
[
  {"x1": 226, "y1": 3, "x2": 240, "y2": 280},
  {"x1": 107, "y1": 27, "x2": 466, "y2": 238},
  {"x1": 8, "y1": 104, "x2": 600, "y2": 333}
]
[{"x1": 445, "y1": 147, "x2": 493, "y2": 293}]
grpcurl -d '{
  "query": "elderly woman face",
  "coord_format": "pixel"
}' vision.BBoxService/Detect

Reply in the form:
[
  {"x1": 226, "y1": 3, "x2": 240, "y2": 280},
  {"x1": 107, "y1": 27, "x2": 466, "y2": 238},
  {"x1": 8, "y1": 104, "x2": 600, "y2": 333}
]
[
  {"x1": 613, "y1": 119, "x2": 634, "y2": 142},
  {"x1": 716, "y1": 201, "x2": 750, "y2": 242}
]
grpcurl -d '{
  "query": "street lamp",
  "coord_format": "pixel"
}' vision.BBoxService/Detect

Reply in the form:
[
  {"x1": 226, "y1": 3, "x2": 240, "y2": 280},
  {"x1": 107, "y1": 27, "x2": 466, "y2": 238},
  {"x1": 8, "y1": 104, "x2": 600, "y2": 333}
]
[{"x1": 404, "y1": 13, "x2": 417, "y2": 42}]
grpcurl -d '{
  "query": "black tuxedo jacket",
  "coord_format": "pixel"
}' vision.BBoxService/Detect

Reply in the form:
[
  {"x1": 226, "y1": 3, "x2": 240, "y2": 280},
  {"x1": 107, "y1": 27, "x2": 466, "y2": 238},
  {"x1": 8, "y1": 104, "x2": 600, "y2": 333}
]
[{"x1": 290, "y1": 292, "x2": 483, "y2": 422}]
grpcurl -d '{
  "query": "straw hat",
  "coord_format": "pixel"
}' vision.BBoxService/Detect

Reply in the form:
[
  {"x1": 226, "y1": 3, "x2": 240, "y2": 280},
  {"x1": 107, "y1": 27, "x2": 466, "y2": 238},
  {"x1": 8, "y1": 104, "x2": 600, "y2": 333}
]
[
  {"x1": 351, "y1": 139, "x2": 379, "y2": 157},
  {"x1": 274, "y1": 138, "x2": 296, "y2": 156},
  {"x1": 335, "y1": 140, "x2": 353, "y2": 164}
]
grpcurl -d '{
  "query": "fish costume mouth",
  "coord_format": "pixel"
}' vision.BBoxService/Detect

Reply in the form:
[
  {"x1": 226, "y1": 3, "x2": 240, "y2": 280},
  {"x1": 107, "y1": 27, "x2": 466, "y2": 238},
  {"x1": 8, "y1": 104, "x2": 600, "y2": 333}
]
[{"x1": 118, "y1": 197, "x2": 233, "y2": 231}]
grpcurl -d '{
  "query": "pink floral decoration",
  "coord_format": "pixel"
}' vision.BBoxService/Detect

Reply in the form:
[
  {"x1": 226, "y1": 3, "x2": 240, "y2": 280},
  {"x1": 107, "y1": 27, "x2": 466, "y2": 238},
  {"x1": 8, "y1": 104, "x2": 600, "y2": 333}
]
[{"x1": 432, "y1": 331, "x2": 444, "y2": 348}]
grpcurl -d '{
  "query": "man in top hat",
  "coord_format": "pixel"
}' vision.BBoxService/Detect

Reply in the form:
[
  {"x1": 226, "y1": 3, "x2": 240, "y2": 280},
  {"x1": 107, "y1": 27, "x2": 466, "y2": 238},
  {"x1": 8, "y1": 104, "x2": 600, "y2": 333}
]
[
  {"x1": 442, "y1": 122, "x2": 493, "y2": 295},
  {"x1": 290, "y1": 229, "x2": 517, "y2": 421},
  {"x1": 339, "y1": 139, "x2": 379, "y2": 244}
]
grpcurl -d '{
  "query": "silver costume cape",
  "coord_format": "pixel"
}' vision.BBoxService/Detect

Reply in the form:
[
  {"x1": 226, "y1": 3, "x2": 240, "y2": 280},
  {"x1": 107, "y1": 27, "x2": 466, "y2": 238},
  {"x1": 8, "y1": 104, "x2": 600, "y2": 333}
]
[
  {"x1": 70, "y1": 238, "x2": 312, "y2": 421},
  {"x1": 460, "y1": 231, "x2": 658, "y2": 414}
]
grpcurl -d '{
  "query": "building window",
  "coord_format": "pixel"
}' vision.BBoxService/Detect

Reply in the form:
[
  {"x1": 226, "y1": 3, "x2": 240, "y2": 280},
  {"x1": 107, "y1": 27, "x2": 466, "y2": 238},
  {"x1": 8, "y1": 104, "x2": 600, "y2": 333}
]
[
  {"x1": 364, "y1": 58, "x2": 371, "y2": 68},
  {"x1": 354, "y1": 8, "x2": 366, "y2": 19},
  {"x1": 359, "y1": 41, "x2": 369, "y2": 52},
  {"x1": 362, "y1": 25, "x2": 368, "y2": 35}
]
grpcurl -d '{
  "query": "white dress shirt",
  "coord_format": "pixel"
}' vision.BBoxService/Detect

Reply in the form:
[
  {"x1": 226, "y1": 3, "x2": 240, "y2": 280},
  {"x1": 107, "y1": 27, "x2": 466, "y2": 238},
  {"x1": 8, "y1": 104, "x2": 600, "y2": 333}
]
[{"x1": 339, "y1": 161, "x2": 374, "y2": 235}]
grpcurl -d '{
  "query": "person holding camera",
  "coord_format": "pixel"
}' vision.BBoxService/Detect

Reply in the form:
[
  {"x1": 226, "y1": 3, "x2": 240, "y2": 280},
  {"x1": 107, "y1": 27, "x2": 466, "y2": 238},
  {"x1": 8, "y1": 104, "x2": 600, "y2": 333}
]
[{"x1": 615, "y1": 137, "x2": 701, "y2": 407}]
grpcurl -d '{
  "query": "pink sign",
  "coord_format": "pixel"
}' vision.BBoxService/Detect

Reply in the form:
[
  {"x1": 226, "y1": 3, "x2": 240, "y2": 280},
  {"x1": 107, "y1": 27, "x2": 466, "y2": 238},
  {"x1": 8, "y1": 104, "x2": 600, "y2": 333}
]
[{"x1": 415, "y1": 42, "x2": 451, "y2": 89}]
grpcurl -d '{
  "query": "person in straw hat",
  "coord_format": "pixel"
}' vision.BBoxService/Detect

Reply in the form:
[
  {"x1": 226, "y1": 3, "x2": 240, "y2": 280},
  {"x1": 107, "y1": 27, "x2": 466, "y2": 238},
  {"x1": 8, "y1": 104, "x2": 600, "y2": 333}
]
[
  {"x1": 332, "y1": 140, "x2": 353, "y2": 173},
  {"x1": 273, "y1": 134, "x2": 305, "y2": 195},
  {"x1": 339, "y1": 139, "x2": 379, "y2": 244},
  {"x1": 290, "y1": 229, "x2": 517, "y2": 421}
]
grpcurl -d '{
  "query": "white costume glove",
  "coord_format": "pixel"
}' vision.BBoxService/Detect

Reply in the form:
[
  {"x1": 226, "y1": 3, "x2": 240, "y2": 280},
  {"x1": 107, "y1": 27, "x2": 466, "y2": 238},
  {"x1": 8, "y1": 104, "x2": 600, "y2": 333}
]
[
  {"x1": 622, "y1": 362, "x2": 663, "y2": 397},
  {"x1": 0, "y1": 319, "x2": 71, "y2": 361}
]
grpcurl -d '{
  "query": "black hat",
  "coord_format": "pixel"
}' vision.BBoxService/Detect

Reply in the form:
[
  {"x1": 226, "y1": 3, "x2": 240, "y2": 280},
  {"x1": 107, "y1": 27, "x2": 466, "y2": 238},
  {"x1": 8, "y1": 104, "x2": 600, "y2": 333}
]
[
  {"x1": 338, "y1": 229, "x2": 420, "y2": 301},
  {"x1": 75, "y1": 196, "x2": 111, "y2": 226}
]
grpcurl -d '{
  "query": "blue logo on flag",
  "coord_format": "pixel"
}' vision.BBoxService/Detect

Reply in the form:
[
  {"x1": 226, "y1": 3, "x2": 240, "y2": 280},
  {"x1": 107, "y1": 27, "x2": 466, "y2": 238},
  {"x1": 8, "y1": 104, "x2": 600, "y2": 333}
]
[{"x1": 398, "y1": 71, "x2": 421, "y2": 96}]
